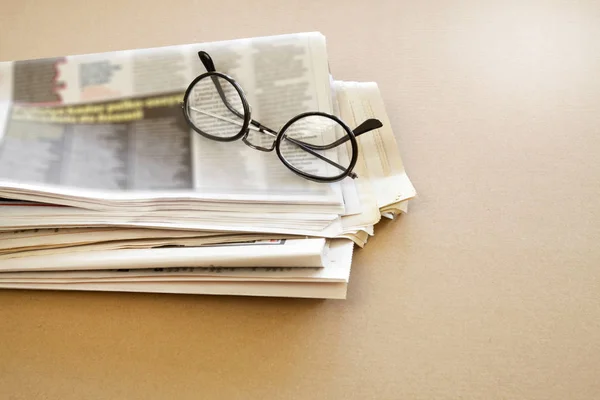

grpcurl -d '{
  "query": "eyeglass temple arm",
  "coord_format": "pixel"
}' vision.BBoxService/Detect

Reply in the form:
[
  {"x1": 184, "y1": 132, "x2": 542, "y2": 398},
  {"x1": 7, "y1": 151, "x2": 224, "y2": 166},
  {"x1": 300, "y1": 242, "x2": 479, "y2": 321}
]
[
  {"x1": 197, "y1": 51, "x2": 278, "y2": 135},
  {"x1": 197, "y1": 51, "x2": 246, "y2": 118},
  {"x1": 198, "y1": 51, "x2": 216, "y2": 72},
  {"x1": 354, "y1": 118, "x2": 384, "y2": 136}
]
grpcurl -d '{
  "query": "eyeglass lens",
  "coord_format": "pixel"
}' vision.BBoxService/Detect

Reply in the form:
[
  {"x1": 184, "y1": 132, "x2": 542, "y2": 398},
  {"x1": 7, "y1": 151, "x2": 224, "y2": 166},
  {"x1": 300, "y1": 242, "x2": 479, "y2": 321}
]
[
  {"x1": 279, "y1": 115, "x2": 353, "y2": 180},
  {"x1": 186, "y1": 75, "x2": 246, "y2": 140}
]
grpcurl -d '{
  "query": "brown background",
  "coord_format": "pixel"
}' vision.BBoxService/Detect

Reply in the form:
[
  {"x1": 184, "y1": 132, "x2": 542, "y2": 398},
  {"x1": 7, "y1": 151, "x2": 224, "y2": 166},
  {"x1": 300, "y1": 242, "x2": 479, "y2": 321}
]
[{"x1": 1, "y1": 0, "x2": 599, "y2": 399}]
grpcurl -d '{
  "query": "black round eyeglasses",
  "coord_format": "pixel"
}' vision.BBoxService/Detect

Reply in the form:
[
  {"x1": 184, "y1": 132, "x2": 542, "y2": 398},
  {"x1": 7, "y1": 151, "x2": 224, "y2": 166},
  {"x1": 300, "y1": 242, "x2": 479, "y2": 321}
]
[{"x1": 181, "y1": 51, "x2": 383, "y2": 183}]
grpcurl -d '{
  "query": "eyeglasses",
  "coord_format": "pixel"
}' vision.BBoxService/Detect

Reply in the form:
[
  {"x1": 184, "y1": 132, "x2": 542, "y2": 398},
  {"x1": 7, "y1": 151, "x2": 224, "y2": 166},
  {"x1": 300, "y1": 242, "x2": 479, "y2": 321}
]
[{"x1": 181, "y1": 51, "x2": 383, "y2": 183}]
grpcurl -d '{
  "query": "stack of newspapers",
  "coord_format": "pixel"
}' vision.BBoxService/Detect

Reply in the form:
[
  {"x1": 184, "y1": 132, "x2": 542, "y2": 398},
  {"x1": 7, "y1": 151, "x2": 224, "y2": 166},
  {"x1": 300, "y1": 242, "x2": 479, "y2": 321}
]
[{"x1": 0, "y1": 32, "x2": 415, "y2": 299}]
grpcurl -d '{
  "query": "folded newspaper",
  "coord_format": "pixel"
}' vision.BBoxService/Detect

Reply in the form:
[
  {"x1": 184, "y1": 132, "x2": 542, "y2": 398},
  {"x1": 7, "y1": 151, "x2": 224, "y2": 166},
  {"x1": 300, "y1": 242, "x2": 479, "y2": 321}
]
[{"x1": 0, "y1": 32, "x2": 415, "y2": 299}]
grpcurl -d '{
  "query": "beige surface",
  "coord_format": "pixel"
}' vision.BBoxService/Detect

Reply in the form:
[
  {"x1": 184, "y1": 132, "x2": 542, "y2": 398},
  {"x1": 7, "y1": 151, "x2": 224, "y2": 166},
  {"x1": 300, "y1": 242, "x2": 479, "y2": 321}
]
[{"x1": 1, "y1": 0, "x2": 600, "y2": 398}]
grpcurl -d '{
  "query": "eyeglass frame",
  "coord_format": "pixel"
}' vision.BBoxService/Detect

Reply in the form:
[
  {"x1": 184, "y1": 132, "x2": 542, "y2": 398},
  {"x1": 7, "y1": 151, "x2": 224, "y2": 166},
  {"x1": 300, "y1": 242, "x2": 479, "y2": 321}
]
[{"x1": 181, "y1": 51, "x2": 383, "y2": 183}]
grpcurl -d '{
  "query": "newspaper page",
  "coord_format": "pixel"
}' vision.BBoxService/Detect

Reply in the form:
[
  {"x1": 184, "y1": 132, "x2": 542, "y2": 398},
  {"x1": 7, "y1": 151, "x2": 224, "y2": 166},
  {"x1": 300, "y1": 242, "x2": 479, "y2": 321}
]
[
  {"x1": 0, "y1": 280, "x2": 349, "y2": 299},
  {"x1": 0, "y1": 201, "x2": 340, "y2": 235},
  {"x1": 334, "y1": 81, "x2": 382, "y2": 234},
  {"x1": 0, "y1": 229, "x2": 296, "y2": 256},
  {"x1": 0, "y1": 227, "x2": 225, "y2": 254},
  {"x1": 0, "y1": 235, "x2": 296, "y2": 259},
  {"x1": 335, "y1": 80, "x2": 417, "y2": 246},
  {"x1": 343, "y1": 82, "x2": 416, "y2": 209},
  {"x1": 0, "y1": 32, "x2": 346, "y2": 209},
  {"x1": 0, "y1": 238, "x2": 328, "y2": 272},
  {"x1": 0, "y1": 239, "x2": 353, "y2": 283}
]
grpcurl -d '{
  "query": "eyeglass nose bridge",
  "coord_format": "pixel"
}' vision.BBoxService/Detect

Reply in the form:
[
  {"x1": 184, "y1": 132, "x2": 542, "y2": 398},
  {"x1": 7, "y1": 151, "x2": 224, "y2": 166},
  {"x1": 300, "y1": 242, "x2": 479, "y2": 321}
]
[{"x1": 242, "y1": 130, "x2": 276, "y2": 152}]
